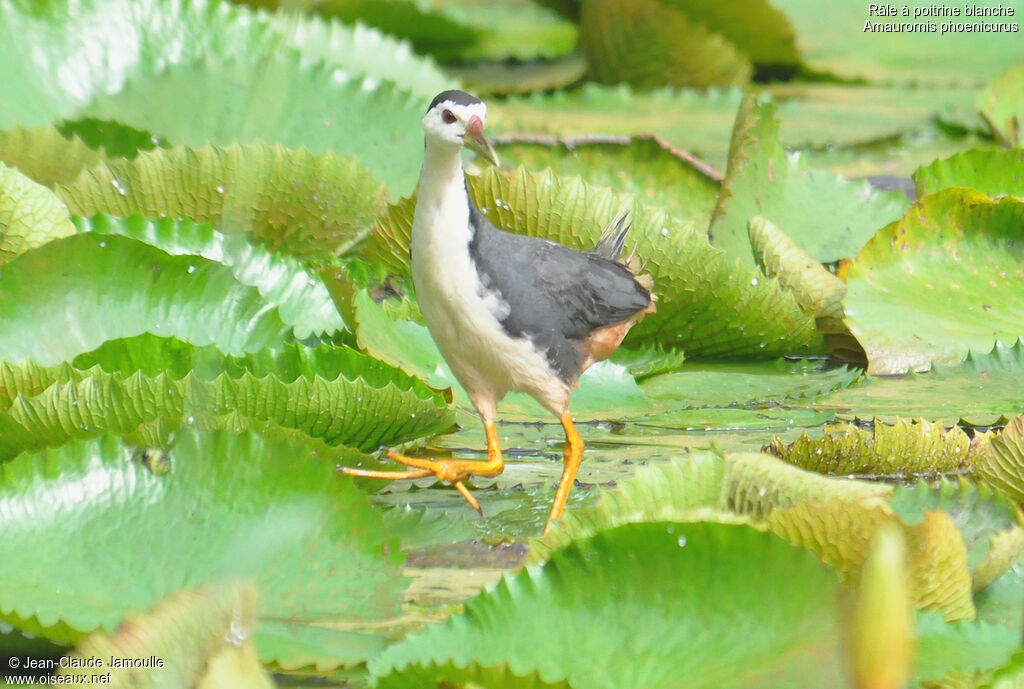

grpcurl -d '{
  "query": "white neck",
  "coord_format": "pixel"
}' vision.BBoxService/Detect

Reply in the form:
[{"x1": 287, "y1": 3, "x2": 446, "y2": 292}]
[{"x1": 412, "y1": 140, "x2": 472, "y2": 252}]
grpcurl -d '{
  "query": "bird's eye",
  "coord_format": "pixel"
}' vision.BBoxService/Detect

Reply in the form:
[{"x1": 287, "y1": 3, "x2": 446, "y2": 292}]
[{"x1": 441, "y1": 109, "x2": 457, "y2": 124}]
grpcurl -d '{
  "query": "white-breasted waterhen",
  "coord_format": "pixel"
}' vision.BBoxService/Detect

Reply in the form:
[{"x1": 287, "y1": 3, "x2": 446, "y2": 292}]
[{"x1": 344, "y1": 90, "x2": 654, "y2": 533}]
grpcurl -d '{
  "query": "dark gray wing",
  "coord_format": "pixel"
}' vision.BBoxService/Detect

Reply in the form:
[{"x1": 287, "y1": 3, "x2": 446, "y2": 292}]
[{"x1": 468, "y1": 203, "x2": 651, "y2": 381}]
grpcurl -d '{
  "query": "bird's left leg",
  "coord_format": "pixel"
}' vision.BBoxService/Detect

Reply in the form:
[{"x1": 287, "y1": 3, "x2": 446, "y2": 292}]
[
  {"x1": 545, "y1": 412, "x2": 584, "y2": 533},
  {"x1": 341, "y1": 399, "x2": 505, "y2": 514}
]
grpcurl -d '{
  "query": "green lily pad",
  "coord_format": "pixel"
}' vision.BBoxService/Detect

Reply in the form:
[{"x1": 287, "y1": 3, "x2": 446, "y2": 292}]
[
  {"x1": 366, "y1": 167, "x2": 822, "y2": 357},
  {"x1": 578, "y1": 0, "x2": 801, "y2": 88},
  {"x1": 0, "y1": 162, "x2": 74, "y2": 266},
  {"x1": 372, "y1": 522, "x2": 846, "y2": 689},
  {"x1": 74, "y1": 214, "x2": 346, "y2": 339},
  {"x1": 489, "y1": 85, "x2": 742, "y2": 171},
  {"x1": 0, "y1": 348, "x2": 453, "y2": 459},
  {"x1": 709, "y1": 96, "x2": 908, "y2": 267},
  {"x1": 978, "y1": 63, "x2": 1024, "y2": 147},
  {"x1": 78, "y1": 56, "x2": 425, "y2": 197},
  {"x1": 0, "y1": 429, "x2": 404, "y2": 668},
  {"x1": 913, "y1": 149, "x2": 1024, "y2": 199},
  {"x1": 608, "y1": 343, "x2": 686, "y2": 381},
  {"x1": 0, "y1": 126, "x2": 107, "y2": 186},
  {"x1": 977, "y1": 415, "x2": 1024, "y2": 508},
  {"x1": 59, "y1": 582, "x2": 274, "y2": 687},
  {"x1": 447, "y1": 54, "x2": 586, "y2": 97},
  {"x1": 491, "y1": 83, "x2": 978, "y2": 176},
  {"x1": 984, "y1": 649, "x2": 1024, "y2": 689},
  {"x1": 0, "y1": 232, "x2": 290, "y2": 366},
  {"x1": 61, "y1": 143, "x2": 388, "y2": 266},
  {"x1": 771, "y1": 0, "x2": 1024, "y2": 84},
  {"x1": 768, "y1": 418, "x2": 973, "y2": 476},
  {"x1": 748, "y1": 215, "x2": 847, "y2": 320},
  {"x1": 635, "y1": 405, "x2": 834, "y2": 434},
  {"x1": 480, "y1": 135, "x2": 720, "y2": 227},
  {"x1": 890, "y1": 479, "x2": 1023, "y2": 581},
  {"x1": 839, "y1": 188, "x2": 1024, "y2": 374},
  {"x1": 814, "y1": 341, "x2": 1024, "y2": 426},
  {"x1": 310, "y1": 0, "x2": 578, "y2": 63},
  {"x1": 579, "y1": 0, "x2": 751, "y2": 89},
  {"x1": 639, "y1": 359, "x2": 862, "y2": 409},
  {"x1": 536, "y1": 450, "x2": 976, "y2": 620},
  {"x1": 254, "y1": 621, "x2": 390, "y2": 673},
  {"x1": 914, "y1": 611, "x2": 1022, "y2": 684},
  {"x1": 0, "y1": 0, "x2": 447, "y2": 126},
  {"x1": 73, "y1": 335, "x2": 436, "y2": 398},
  {"x1": 532, "y1": 450, "x2": 881, "y2": 557}
]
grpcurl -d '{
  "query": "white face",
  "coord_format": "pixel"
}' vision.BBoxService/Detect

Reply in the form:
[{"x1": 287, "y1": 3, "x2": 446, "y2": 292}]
[{"x1": 422, "y1": 100, "x2": 488, "y2": 148}]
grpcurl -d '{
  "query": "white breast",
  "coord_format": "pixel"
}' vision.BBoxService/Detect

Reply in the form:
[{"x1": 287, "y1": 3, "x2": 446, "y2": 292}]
[{"x1": 410, "y1": 157, "x2": 569, "y2": 415}]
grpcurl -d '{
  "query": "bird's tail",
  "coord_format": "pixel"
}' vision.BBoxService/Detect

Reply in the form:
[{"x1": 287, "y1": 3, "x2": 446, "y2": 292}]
[{"x1": 592, "y1": 212, "x2": 631, "y2": 260}]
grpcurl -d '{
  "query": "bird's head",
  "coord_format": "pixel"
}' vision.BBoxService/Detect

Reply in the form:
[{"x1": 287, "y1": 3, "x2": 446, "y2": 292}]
[{"x1": 422, "y1": 89, "x2": 500, "y2": 167}]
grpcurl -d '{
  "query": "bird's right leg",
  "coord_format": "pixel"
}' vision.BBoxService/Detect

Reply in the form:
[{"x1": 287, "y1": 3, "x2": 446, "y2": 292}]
[{"x1": 341, "y1": 400, "x2": 504, "y2": 514}]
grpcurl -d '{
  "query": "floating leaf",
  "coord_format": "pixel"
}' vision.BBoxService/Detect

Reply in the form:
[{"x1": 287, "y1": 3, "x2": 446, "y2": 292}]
[
  {"x1": 639, "y1": 358, "x2": 862, "y2": 409},
  {"x1": 769, "y1": 500, "x2": 975, "y2": 620},
  {"x1": 536, "y1": 450, "x2": 974, "y2": 619},
  {"x1": 608, "y1": 344, "x2": 686, "y2": 381},
  {"x1": 839, "y1": 188, "x2": 1024, "y2": 374},
  {"x1": 482, "y1": 134, "x2": 720, "y2": 227},
  {"x1": 490, "y1": 85, "x2": 743, "y2": 170},
  {"x1": 890, "y1": 479, "x2": 1024, "y2": 589},
  {"x1": 978, "y1": 63, "x2": 1024, "y2": 147},
  {"x1": 448, "y1": 54, "x2": 586, "y2": 96},
  {"x1": 254, "y1": 622, "x2": 389, "y2": 674},
  {"x1": 533, "y1": 450, "x2": 890, "y2": 558},
  {"x1": 0, "y1": 0, "x2": 448, "y2": 124},
  {"x1": 579, "y1": 0, "x2": 800, "y2": 88},
  {"x1": 0, "y1": 351, "x2": 452, "y2": 459},
  {"x1": 0, "y1": 233, "x2": 290, "y2": 366},
  {"x1": 579, "y1": 0, "x2": 751, "y2": 89},
  {"x1": 61, "y1": 144, "x2": 388, "y2": 266},
  {"x1": 977, "y1": 415, "x2": 1024, "y2": 507},
  {"x1": 658, "y1": 0, "x2": 799, "y2": 66},
  {"x1": 814, "y1": 341, "x2": 1024, "y2": 426},
  {"x1": 58, "y1": 582, "x2": 274, "y2": 688},
  {"x1": 367, "y1": 167, "x2": 822, "y2": 357},
  {"x1": 973, "y1": 525, "x2": 1024, "y2": 593},
  {"x1": 79, "y1": 56, "x2": 424, "y2": 196},
  {"x1": 0, "y1": 430, "x2": 403, "y2": 668},
  {"x1": 314, "y1": 0, "x2": 578, "y2": 63},
  {"x1": 771, "y1": 0, "x2": 1024, "y2": 84},
  {"x1": 913, "y1": 149, "x2": 1024, "y2": 199},
  {"x1": 748, "y1": 215, "x2": 847, "y2": 319},
  {"x1": 491, "y1": 83, "x2": 982, "y2": 174},
  {"x1": 74, "y1": 214, "x2": 346, "y2": 339},
  {"x1": 709, "y1": 97, "x2": 908, "y2": 267},
  {"x1": 767, "y1": 418, "x2": 972, "y2": 476},
  {"x1": 0, "y1": 126, "x2": 106, "y2": 186},
  {"x1": 74, "y1": 335, "x2": 437, "y2": 399},
  {"x1": 914, "y1": 611, "x2": 1022, "y2": 684},
  {"x1": 373, "y1": 522, "x2": 846, "y2": 689},
  {"x1": 0, "y1": 162, "x2": 74, "y2": 266},
  {"x1": 983, "y1": 648, "x2": 1024, "y2": 689}
]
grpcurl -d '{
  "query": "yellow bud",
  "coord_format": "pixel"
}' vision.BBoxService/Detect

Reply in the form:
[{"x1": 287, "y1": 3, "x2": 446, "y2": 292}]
[{"x1": 850, "y1": 522, "x2": 915, "y2": 689}]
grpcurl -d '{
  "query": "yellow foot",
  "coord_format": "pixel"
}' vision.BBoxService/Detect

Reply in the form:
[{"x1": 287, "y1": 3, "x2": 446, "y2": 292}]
[{"x1": 341, "y1": 424, "x2": 505, "y2": 515}]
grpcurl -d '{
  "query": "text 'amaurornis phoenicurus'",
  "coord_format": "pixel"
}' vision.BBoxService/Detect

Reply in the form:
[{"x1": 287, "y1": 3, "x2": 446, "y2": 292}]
[{"x1": 344, "y1": 90, "x2": 655, "y2": 533}]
